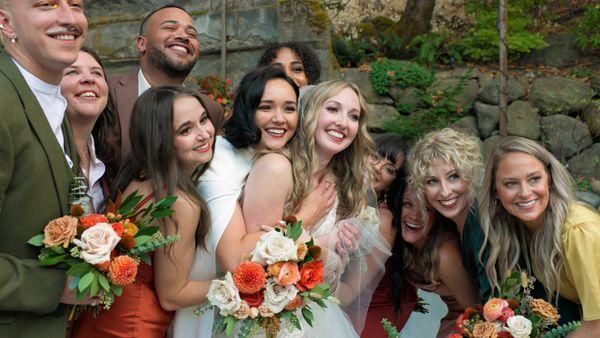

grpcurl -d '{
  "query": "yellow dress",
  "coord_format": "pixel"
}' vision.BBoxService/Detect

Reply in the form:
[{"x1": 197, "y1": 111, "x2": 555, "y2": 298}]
[{"x1": 534, "y1": 203, "x2": 600, "y2": 321}]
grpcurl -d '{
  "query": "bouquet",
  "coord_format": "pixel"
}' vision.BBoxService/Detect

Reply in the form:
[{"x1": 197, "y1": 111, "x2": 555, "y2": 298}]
[
  {"x1": 28, "y1": 179, "x2": 179, "y2": 313},
  {"x1": 198, "y1": 216, "x2": 335, "y2": 338},
  {"x1": 452, "y1": 272, "x2": 580, "y2": 338}
]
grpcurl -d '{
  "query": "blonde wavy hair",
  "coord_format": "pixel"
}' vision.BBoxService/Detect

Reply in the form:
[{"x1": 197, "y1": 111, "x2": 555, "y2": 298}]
[
  {"x1": 286, "y1": 79, "x2": 374, "y2": 218},
  {"x1": 407, "y1": 128, "x2": 483, "y2": 220},
  {"x1": 479, "y1": 136, "x2": 575, "y2": 299}
]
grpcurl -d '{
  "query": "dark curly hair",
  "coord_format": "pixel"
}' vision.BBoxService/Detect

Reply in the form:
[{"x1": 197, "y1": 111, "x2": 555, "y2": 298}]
[{"x1": 257, "y1": 42, "x2": 321, "y2": 85}]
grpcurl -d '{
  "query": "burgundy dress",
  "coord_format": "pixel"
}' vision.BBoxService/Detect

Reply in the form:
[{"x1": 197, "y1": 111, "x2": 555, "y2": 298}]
[{"x1": 362, "y1": 260, "x2": 418, "y2": 337}]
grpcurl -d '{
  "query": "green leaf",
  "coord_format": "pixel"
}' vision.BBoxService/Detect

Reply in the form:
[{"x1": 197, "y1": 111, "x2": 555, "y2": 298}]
[
  {"x1": 78, "y1": 271, "x2": 94, "y2": 292},
  {"x1": 155, "y1": 195, "x2": 177, "y2": 209},
  {"x1": 112, "y1": 285, "x2": 123, "y2": 297},
  {"x1": 313, "y1": 298, "x2": 326, "y2": 308},
  {"x1": 139, "y1": 253, "x2": 152, "y2": 265},
  {"x1": 286, "y1": 221, "x2": 303, "y2": 241},
  {"x1": 134, "y1": 235, "x2": 152, "y2": 246},
  {"x1": 66, "y1": 262, "x2": 93, "y2": 277},
  {"x1": 97, "y1": 273, "x2": 111, "y2": 292},
  {"x1": 301, "y1": 307, "x2": 314, "y2": 327},
  {"x1": 150, "y1": 209, "x2": 175, "y2": 219},
  {"x1": 116, "y1": 190, "x2": 143, "y2": 215},
  {"x1": 27, "y1": 234, "x2": 45, "y2": 247},
  {"x1": 305, "y1": 238, "x2": 314, "y2": 247},
  {"x1": 289, "y1": 314, "x2": 301, "y2": 331},
  {"x1": 76, "y1": 289, "x2": 84, "y2": 302},
  {"x1": 134, "y1": 225, "x2": 160, "y2": 237},
  {"x1": 68, "y1": 276, "x2": 80, "y2": 290},
  {"x1": 50, "y1": 246, "x2": 65, "y2": 254},
  {"x1": 40, "y1": 254, "x2": 66, "y2": 266},
  {"x1": 89, "y1": 275, "x2": 99, "y2": 297},
  {"x1": 224, "y1": 316, "x2": 237, "y2": 336}
]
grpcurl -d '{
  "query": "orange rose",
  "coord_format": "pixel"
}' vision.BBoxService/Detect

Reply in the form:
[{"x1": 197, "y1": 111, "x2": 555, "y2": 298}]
[
  {"x1": 297, "y1": 260, "x2": 324, "y2": 291},
  {"x1": 240, "y1": 291, "x2": 264, "y2": 307},
  {"x1": 275, "y1": 262, "x2": 300, "y2": 286},
  {"x1": 122, "y1": 220, "x2": 138, "y2": 236},
  {"x1": 111, "y1": 222, "x2": 124, "y2": 237},
  {"x1": 267, "y1": 262, "x2": 284, "y2": 277},
  {"x1": 530, "y1": 298, "x2": 560, "y2": 325},
  {"x1": 472, "y1": 322, "x2": 498, "y2": 338},
  {"x1": 42, "y1": 216, "x2": 78, "y2": 248}
]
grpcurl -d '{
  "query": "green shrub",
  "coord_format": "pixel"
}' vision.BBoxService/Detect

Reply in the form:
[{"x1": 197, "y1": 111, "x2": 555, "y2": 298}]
[
  {"x1": 460, "y1": 1, "x2": 548, "y2": 62},
  {"x1": 409, "y1": 33, "x2": 464, "y2": 67},
  {"x1": 369, "y1": 59, "x2": 434, "y2": 95},
  {"x1": 576, "y1": 4, "x2": 600, "y2": 51},
  {"x1": 332, "y1": 34, "x2": 371, "y2": 67}
]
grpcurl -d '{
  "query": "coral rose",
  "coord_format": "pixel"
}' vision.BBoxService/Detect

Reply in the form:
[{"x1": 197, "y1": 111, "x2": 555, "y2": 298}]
[
  {"x1": 297, "y1": 260, "x2": 324, "y2": 291},
  {"x1": 276, "y1": 262, "x2": 300, "y2": 286},
  {"x1": 43, "y1": 216, "x2": 78, "y2": 248},
  {"x1": 240, "y1": 291, "x2": 264, "y2": 307},
  {"x1": 483, "y1": 298, "x2": 509, "y2": 321},
  {"x1": 79, "y1": 214, "x2": 109, "y2": 228},
  {"x1": 296, "y1": 243, "x2": 308, "y2": 261},
  {"x1": 111, "y1": 222, "x2": 124, "y2": 237},
  {"x1": 267, "y1": 262, "x2": 284, "y2": 278},
  {"x1": 233, "y1": 261, "x2": 266, "y2": 294},
  {"x1": 530, "y1": 298, "x2": 560, "y2": 325},
  {"x1": 108, "y1": 255, "x2": 138, "y2": 286},
  {"x1": 472, "y1": 322, "x2": 498, "y2": 338}
]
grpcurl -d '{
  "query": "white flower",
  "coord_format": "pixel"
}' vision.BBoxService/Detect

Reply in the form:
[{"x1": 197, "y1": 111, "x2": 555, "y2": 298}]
[
  {"x1": 207, "y1": 272, "x2": 241, "y2": 316},
  {"x1": 73, "y1": 222, "x2": 120, "y2": 265},
  {"x1": 506, "y1": 315, "x2": 532, "y2": 338},
  {"x1": 252, "y1": 230, "x2": 297, "y2": 265},
  {"x1": 263, "y1": 278, "x2": 298, "y2": 313}
]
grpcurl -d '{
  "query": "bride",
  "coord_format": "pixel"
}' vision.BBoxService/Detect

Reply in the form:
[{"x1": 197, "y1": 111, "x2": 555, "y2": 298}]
[
  {"x1": 169, "y1": 66, "x2": 335, "y2": 337},
  {"x1": 241, "y1": 79, "x2": 391, "y2": 337}
]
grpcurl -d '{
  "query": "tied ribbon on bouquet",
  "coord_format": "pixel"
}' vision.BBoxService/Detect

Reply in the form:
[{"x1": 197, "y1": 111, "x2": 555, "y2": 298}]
[
  {"x1": 196, "y1": 215, "x2": 336, "y2": 338},
  {"x1": 27, "y1": 174, "x2": 180, "y2": 317},
  {"x1": 452, "y1": 271, "x2": 581, "y2": 338}
]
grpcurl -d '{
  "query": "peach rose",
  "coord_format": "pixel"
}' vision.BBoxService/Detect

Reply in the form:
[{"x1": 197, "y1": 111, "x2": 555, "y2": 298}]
[
  {"x1": 472, "y1": 322, "x2": 498, "y2": 338},
  {"x1": 43, "y1": 216, "x2": 78, "y2": 248},
  {"x1": 483, "y1": 298, "x2": 509, "y2": 321},
  {"x1": 267, "y1": 262, "x2": 285, "y2": 278},
  {"x1": 249, "y1": 307, "x2": 259, "y2": 319},
  {"x1": 296, "y1": 243, "x2": 308, "y2": 261},
  {"x1": 530, "y1": 298, "x2": 560, "y2": 325},
  {"x1": 233, "y1": 301, "x2": 250, "y2": 319},
  {"x1": 258, "y1": 304, "x2": 274, "y2": 318},
  {"x1": 276, "y1": 262, "x2": 300, "y2": 286}
]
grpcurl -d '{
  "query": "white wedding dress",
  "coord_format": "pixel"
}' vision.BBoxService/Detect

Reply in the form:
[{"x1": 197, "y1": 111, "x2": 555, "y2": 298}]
[{"x1": 170, "y1": 136, "x2": 254, "y2": 338}]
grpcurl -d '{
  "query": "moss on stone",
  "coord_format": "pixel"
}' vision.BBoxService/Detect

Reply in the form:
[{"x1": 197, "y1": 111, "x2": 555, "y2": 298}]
[{"x1": 279, "y1": 0, "x2": 329, "y2": 35}]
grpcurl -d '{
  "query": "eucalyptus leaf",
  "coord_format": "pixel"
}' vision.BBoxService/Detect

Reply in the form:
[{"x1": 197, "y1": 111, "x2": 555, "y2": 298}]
[
  {"x1": 78, "y1": 271, "x2": 94, "y2": 292},
  {"x1": 40, "y1": 254, "x2": 66, "y2": 266},
  {"x1": 301, "y1": 307, "x2": 314, "y2": 326},
  {"x1": 89, "y1": 275, "x2": 99, "y2": 297},
  {"x1": 134, "y1": 235, "x2": 152, "y2": 246},
  {"x1": 97, "y1": 273, "x2": 111, "y2": 291},
  {"x1": 112, "y1": 285, "x2": 123, "y2": 297},
  {"x1": 68, "y1": 276, "x2": 80, "y2": 290},
  {"x1": 66, "y1": 262, "x2": 93, "y2": 277},
  {"x1": 27, "y1": 234, "x2": 45, "y2": 247}
]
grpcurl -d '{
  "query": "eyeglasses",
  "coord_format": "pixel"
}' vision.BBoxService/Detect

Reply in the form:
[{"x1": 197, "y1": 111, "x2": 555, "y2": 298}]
[{"x1": 370, "y1": 153, "x2": 398, "y2": 178}]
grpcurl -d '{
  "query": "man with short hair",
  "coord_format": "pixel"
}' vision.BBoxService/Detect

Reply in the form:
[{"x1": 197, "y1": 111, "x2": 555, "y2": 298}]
[{"x1": 109, "y1": 4, "x2": 223, "y2": 159}]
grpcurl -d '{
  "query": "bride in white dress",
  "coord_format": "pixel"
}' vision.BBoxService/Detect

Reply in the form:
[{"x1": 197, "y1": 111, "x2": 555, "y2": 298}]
[
  {"x1": 241, "y1": 80, "x2": 391, "y2": 337},
  {"x1": 170, "y1": 67, "x2": 335, "y2": 338}
]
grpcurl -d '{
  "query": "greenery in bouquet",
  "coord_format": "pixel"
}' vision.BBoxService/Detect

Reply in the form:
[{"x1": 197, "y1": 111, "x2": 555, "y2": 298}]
[
  {"x1": 28, "y1": 183, "x2": 179, "y2": 311},
  {"x1": 197, "y1": 215, "x2": 335, "y2": 338},
  {"x1": 452, "y1": 271, "x2": 580, "y2": 338},
  {"x1": 197, "y1": 75, "x2": 234, "y2": 118}
]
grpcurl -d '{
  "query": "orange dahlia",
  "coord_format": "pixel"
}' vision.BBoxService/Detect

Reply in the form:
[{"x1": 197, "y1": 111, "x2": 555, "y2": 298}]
[
  {"x1": 108, "y1": 255, "x2": 138, "y2": 286},
  {"x1": 233, "y1": 261, "x2": 266, "y2": 294},
  {"x1": 79, "y1": 214, "x2": 109, "y2": 228}
]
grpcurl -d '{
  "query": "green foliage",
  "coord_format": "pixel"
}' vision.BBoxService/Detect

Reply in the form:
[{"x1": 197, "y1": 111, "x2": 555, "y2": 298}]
[
  {"x1": 381, "y1": 318, "x2": 400, "y2": 338},
  {"x1": 331, "y1": 34, "x2": 370, "y2": 67},
  {"x1": 569, "y1": 67, "x2": 594, "y2": 78},
  {"x1": 573, "y1": 176, "x2": 591, "y2": 192},
  {"x1": 576, "y1": 4, "x2": 600, "y2": 51},
  {"x1": 409, "y1": 33, "x2": 464, "y2": 67},
  {"x1": 459, "y1": 0, "x2": 548, "y2": 62},
  {"x1": 369, "y1": 59, "x2": 434, "y2": 95},
  {"x1": 541, "y1": 321, "x2": 581, "y2": 338}
]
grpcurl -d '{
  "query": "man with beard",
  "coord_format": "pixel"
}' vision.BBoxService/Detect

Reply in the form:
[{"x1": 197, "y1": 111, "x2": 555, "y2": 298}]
[{"x1": 108, "y1": 4, "x2": 223, "y2": 160}]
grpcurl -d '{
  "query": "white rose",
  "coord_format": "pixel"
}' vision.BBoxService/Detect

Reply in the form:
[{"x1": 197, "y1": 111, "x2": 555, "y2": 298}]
[
  {"x1": 252, "y1": 230, "x2": 297, "y2": 265},
  {"x1": 506, "y1": 315, "x2": 532, "y2": 338},
  {"x1": 263, "y1": 278, "x2": 298, "y2": 313},
  {"x1": 73, "y1": 222, "x2": 120, "y2": 265},
  {"x1": 207, "y1": 272, "x2": 241, "y2": 316}
]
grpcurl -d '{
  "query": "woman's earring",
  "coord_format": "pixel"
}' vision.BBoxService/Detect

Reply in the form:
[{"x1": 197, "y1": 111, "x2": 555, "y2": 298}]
[
  {"x1": 10, "y1": 34, "x2": 16, "y2": 43},
  {"x1": 0, "y1": 24, "x2": 4, "y2": 30}
]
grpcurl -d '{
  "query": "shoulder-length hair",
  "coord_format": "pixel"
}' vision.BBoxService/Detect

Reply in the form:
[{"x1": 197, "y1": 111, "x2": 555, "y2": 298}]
[
  {"x1": 112, "y1": 85, "x2": 215, "y2": 249},
  {"x1": 287, "y1": 79, "x2": 374, "y2": 218},
  {"x1": 479, "y1": 136, "x2": 575, "y2": 298},
  {"x1": 223, "y1": 65, "x2": 299, "y2": 149},
  {"x1": 408, "y1": 128, "x2": 483, "y2": 221}
]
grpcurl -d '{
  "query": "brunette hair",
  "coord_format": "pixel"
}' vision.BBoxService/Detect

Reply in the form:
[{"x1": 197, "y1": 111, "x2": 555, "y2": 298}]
[
  {"x1": 223, "y1": 65, "x2": 299, "y2": 149},
  {"x1": 112, "y1": 85, "x2": 213, "y2": 249},
  {"x1": 257, "y1": 42, "x2": 322, "y2": 85}
]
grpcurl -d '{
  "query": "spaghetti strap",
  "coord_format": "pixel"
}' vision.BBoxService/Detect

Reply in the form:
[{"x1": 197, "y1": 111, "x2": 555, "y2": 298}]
[{"x1": 134, "y1": 192, "x2": 155, "y2": 211}]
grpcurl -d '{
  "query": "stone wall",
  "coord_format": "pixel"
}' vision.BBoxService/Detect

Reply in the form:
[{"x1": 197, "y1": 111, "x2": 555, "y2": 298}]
[
  {"x1": 85, "y1": 0, "x2": 335, "y2": 85},
  {"x1": 345, "y1": 67, "x2": 600, "y2": 207}
]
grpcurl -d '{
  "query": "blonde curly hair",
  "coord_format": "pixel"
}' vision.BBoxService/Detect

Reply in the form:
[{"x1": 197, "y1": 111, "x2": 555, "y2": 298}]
[{"x1": 407, "y1": 128, "x2": 483, "y2": 217}]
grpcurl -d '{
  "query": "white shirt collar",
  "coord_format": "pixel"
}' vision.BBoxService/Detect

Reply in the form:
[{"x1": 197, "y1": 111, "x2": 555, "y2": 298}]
[{"x1": 138, "y1": 68, "x2": 152, "y2": 96}]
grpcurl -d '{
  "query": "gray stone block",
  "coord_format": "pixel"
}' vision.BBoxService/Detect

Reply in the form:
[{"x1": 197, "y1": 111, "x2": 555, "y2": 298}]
[
  {"x1": 530, "y1": 77, "x2": 594, "y2": 115},
  {"x1": 542, "y1": 115, "x2": 593, "y2": 160},
  {"x1": 507, "y1": 100, "x2": 541, "y2": 140},
  {"x1": 475, "y1": 101, "x2": 499, "y2": 138},
  {"x1": 567, "y1": 143, "x2": 600, "y2": 180}
]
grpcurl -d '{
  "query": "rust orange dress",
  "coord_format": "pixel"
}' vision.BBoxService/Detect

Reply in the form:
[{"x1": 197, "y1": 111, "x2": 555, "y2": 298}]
[{"x1": 70, "y1": 254, "x2": 173, "y2": 338}]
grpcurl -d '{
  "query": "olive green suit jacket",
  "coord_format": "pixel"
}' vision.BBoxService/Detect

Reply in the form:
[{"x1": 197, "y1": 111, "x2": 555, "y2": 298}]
[{"x1": 0, "y1": 51, "x2": 78, "y2": 338}]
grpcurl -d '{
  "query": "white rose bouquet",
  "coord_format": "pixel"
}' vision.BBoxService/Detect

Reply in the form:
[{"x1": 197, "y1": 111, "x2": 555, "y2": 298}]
[{"x1": 28, "y1": 185, "x2": 180, "y2": 315}]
